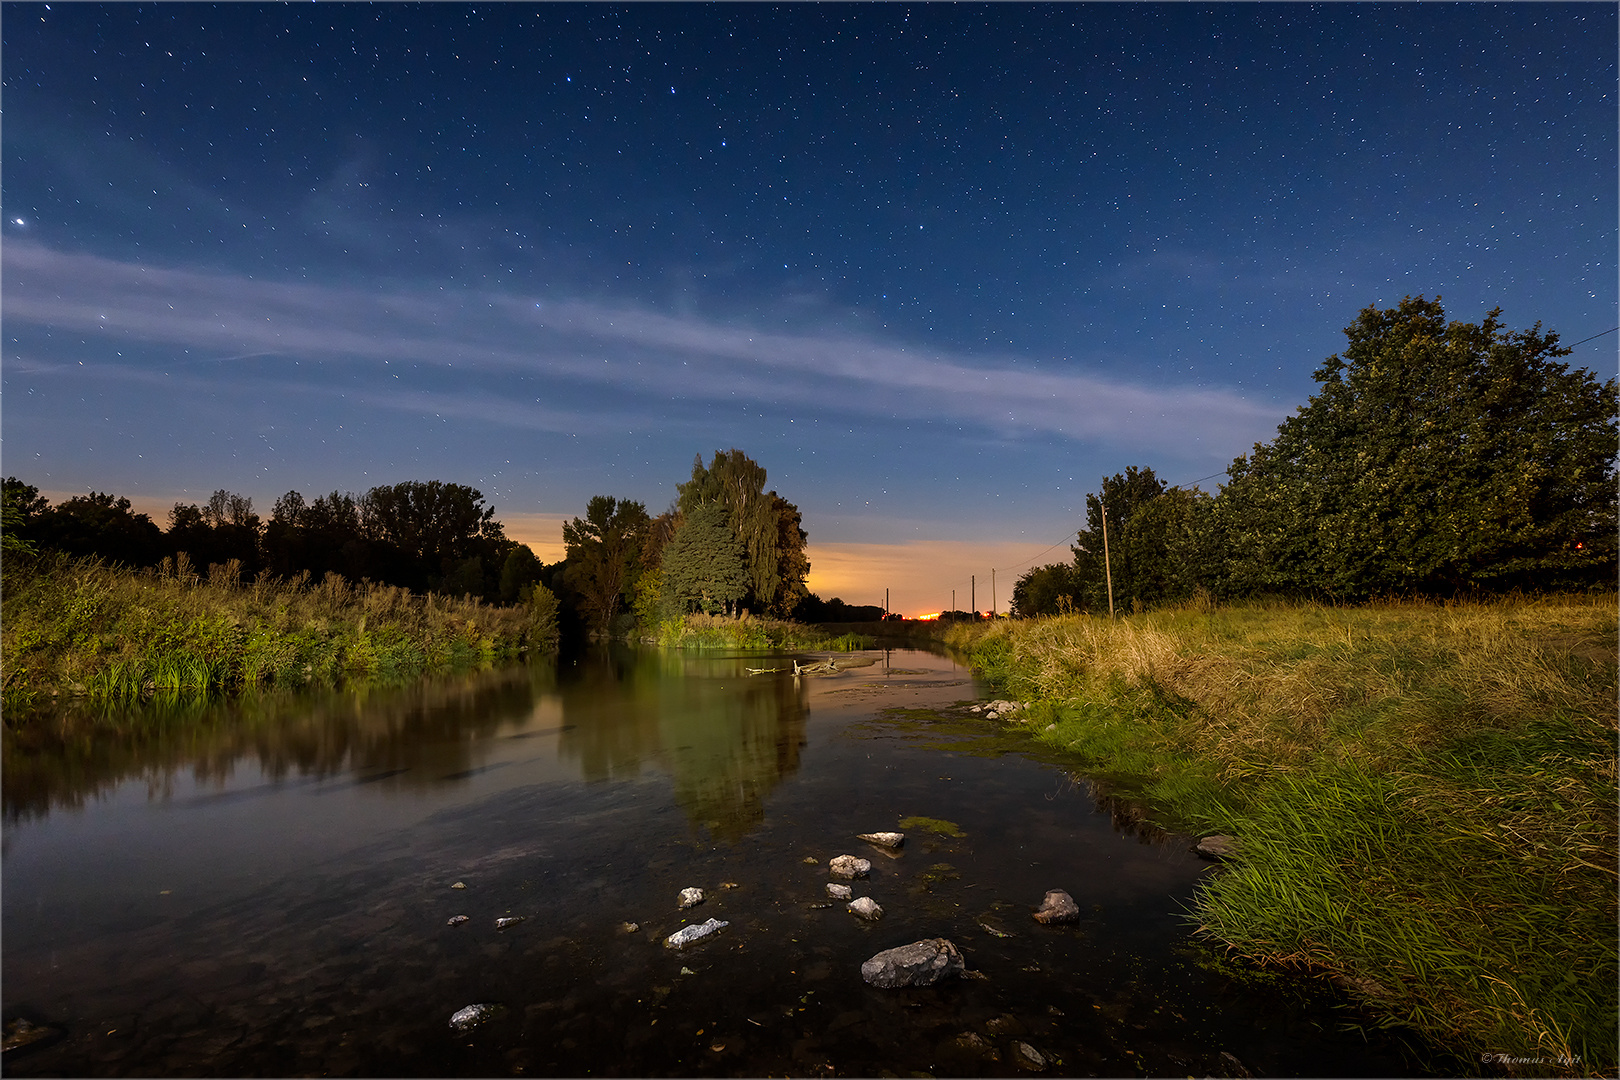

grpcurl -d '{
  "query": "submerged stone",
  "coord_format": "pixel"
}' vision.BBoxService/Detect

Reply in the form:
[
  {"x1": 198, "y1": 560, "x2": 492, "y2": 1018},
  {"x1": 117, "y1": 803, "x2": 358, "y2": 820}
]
[
  {"x1": 450, "y1": 881, "x2": 468, "y2": 890},
  {"x1": 826, "y1": 882, "x2": 853, "y2": 900},
  {"x1": 2, "y1": 1018, "x2": 61, "y2": 1053},
  {"x1": 494, "y1": 916, "x2": 525, "y2": 930},
  {"x1": 857, "y1": 831, "x2": 905, "y2": 849},
  {"x1": 678, "y1": 887, "x2": 705, "y2": 909},
  {"x1": 446, "y1": 914, "x2": 470, "y2": 927},
  {"x1": 1012, "y1": 1040, "x2": 1047, "y2": 1070},
  {"x1": 829, "y1": 855, "x2": 871, "y2": 879},
  {"x1": 947, "y1": 1031, "x2": 999, "y2": 1060},
  {"x1": 860, "y1": 938, "x2": 963, "y2": 988},
  {"x1": 449, "y1": 1003, "x2": 505, "y2": 1031},
  {"x1": 1033, "y1": 890, "x2": 1079, "y2": 924},
  {"x1": 1195, "y1": 835, "x2": 1238, "y2": 860},
  {"x1": 664, "y1": 917, "x2": 729, "y2": 948}
]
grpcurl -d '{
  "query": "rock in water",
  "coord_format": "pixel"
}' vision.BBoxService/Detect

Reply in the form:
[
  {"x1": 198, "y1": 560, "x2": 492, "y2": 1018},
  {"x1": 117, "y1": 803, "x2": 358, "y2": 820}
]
[
  {"x1": 2, "y1": 1018, "x2": 61, "y2": 1053},
  {"x1": 1196, "y1": 834, "x2": 1238, "y2": 860},
  {"x1": 826, "y1": 882, "x2": 853, "y2": 900},
  {"x1": 446, "y1": 914, "x2": 470, "y2": 926},
  {"x1": 494, "y1": 916, "x2": 525, "y2": 930},
  {"x1": 449, "y1": 1003, "x2": 504, "y2": 1031},
  {"x1": 664, "y1": 918, "x2": 729, "y2": 948},
  {"x1": 848, "y1": 896, "x2": 884, "y2": 920},
  {"x1": 860, "y1": 938, "x2": 964, "y2": 988},
  {"x1": 857, "y1": 831, "x2": 905, "y2": 849},
  {"x1": 829, "y1": 854, "x2": 871, "y2": 879},
  {"x1": 450, "y1": 881, "x2": 468, "y2": 890},
  {"x1": 678, "y1": 887, "x2": 705, "y2": 909},
  {"x1": 1032, "y1": 889, "x2": 1079, "y2": 924},
  {"x1": 1012, "y1": 1041, "x2": 1047, "y2": 1070}
]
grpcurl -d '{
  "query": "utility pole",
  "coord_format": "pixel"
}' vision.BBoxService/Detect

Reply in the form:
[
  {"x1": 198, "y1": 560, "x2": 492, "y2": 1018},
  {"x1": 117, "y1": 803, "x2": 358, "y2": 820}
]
[
  {"x1": 971, "y1": 575, "x2": 975, "y2": 619},
  {"x1": 952, "y1": 589, "x2": 955, "y2": 617},
  {"x1": 991, "y1": 568, "x2": 996, "y2": 618},
  {"x1": 1099, "y1": 498, "x2": 1116, "y2": 620},
  {"x1": 885, "y1": 588, "x2": 889, "y2": 619}
]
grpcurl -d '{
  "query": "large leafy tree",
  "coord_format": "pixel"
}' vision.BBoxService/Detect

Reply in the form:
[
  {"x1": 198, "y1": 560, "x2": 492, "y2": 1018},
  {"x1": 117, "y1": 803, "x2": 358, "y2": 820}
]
[
  {"x1": 1221, "y1": 297, "x2": 1618, "y2": 597},
  {"x1": 660, "y1": 503, "x2": 749, "y2": 616},
  {"x1": 771, "y1": 494, "x2": 811, "y2": 617},
  {"x1": 1070, "y1": 466, "x2": 1167, "y2": 613},
  {"x1": 1010, "y1": 563, "x2": 1082, "y2": 617},
  {"x1": 31, "y1": 491, "x2": 164, "y2": 568},
  {"x1": 563, "y1": 495, "x2": 651, "y2": 636},
  {"x1": 2, "y1": 478, "x2": 49, "y2": 557},
  {"x1": 677, "y1": 449, "x2": 807, "y2": 614},
  {"x1": 360, "y1": 480, "x2": 510, "y2": 594}
]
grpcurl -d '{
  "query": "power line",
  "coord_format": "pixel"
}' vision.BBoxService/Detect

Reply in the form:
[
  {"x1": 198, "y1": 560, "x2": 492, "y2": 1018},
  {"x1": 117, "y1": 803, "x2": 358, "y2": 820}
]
[{"x1": 1568, "y1": 326, "x2": 1618, "y2": 349}]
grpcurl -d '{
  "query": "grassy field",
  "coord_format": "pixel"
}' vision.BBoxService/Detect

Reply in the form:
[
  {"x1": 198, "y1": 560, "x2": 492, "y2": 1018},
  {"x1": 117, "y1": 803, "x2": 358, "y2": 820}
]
[
  {"x1": 2, "y1": 552, "x2": 558, "y2": 715},
  {"x1": 945, "y1": 593, "x2": 1617, "y2": 1077}
]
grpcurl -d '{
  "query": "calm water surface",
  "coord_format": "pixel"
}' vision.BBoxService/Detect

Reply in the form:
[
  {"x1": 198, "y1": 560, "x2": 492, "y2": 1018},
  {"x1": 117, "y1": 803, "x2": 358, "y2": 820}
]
[{"x1": 3, "y1": 647, "x2": 1440, "y2": 1077}]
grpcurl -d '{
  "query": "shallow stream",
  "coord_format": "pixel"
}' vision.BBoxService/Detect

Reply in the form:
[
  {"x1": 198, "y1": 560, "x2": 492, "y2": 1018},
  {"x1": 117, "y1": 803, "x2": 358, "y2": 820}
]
[{"x1": 2, "y1": 647, "x2": 1439, "y2": 1076}]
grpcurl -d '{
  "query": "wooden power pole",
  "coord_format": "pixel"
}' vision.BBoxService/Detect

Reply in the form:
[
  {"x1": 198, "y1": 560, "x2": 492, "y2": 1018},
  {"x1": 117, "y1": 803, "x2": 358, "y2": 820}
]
[{"x1": 1099, "y1": 499, "x2": 1115, "y2": 620}]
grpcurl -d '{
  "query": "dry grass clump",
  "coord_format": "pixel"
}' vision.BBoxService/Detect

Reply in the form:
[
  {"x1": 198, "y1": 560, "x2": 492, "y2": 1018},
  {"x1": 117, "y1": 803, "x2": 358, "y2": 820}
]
[
  {"x1": 948, "y1": 593, "x2": 1617, "y2": 1076},
  {"x1": 951, "y1": 593, "x2": 1615, "y2": 776}
]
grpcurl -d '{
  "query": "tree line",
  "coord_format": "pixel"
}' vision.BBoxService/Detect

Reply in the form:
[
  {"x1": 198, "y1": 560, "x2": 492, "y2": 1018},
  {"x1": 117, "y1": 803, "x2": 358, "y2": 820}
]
[
  {"x1": 2, "y1": 447, "x2": 821, "y2": 643},
  {"x1": 1012, "y1": 297, "x2": 1618, "y2": 616},
  {"x1": 1, "y1": 480, "x2": 540, "y2": 605}
]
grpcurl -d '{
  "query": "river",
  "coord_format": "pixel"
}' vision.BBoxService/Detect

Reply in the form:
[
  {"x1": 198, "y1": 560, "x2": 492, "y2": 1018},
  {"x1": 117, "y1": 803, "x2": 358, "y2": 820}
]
[{"x1": 2, "y1": 646, "x2": 1439, "y2": 1076}]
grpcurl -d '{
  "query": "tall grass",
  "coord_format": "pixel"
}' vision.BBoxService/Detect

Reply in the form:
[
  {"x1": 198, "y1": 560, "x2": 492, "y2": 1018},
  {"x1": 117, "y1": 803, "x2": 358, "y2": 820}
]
[
  {"x1": 2, "y1": 552, "x2": 558, "y2": 715},
  {"x1": 947, "y1": 593, "x2": 1617, "y2": 1077},
  {"x1": 653, "y1": 612, "x2": 836, "y2": 651}
]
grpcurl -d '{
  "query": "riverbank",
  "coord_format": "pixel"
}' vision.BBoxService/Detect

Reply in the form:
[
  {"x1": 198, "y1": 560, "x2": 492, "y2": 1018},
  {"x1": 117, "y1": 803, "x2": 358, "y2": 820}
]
[
  {"x1": 1, "y1": 552, "x2": 559, "y2": 716},
  {"x1": 945, "y1": 593, "x2": 1617, "y2": 1077},
  {"x1": 648, "y1": 611, "x2": 868, "y2": 650}
]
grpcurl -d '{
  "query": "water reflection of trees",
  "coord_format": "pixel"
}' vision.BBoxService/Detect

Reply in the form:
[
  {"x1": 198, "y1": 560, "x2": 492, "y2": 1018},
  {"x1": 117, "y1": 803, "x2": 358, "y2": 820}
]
[
  {"x1": 7, "y1": 651, "x2": 812, "y2": 843},
  {"x1": 558, "y1": 649, "x2": 810, "y2": 842},
  {"x1": 2, "y1": 663, "x2": 556, "y2": 824}
]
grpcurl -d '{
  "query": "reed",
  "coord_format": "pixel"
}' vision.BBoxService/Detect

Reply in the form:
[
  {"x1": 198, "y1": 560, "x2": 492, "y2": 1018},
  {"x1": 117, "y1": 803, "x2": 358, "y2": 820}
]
[
  {"x1": 653, "y1": 612, "x2": 834, "y2": 650},
  {"x1": 2, "y1": 552, "x2": 557, "y2": 715},
  {"x1": 947, "y1": 593, "x2": 1617, "y2": 1077}
]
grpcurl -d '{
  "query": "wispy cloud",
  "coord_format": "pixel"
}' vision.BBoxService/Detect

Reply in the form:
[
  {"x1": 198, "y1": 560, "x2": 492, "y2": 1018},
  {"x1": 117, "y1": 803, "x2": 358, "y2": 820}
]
[{"x1": 4, "y1": 241, "x2": 1285, "y2": 454}]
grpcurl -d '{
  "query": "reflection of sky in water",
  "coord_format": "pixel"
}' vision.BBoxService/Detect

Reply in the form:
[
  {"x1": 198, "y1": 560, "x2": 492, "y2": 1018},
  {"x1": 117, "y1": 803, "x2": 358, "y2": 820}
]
[
  {"x1": 0, "y1": 648, "x2": 1436, "y2": 1078},
  {"x1": 0, "y1": 650, "x2": 950, "y2": 934}
]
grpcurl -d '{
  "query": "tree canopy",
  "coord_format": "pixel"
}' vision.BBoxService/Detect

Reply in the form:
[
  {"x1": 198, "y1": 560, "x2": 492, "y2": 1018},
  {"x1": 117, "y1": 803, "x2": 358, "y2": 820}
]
[
  {"x1": 677, "y1": 449, "x2": 809, "y2": 616},
  {"x1": 1058, "y1": 298, "x2": 1619, "y2": 611},
  {"x1": 659, "y1": 503, "x2": 749, "y2": 616},
  {"x1": 563, "y1": 495, "x2": 651, "y2": 636},
  {"x1": 1218, "y1": 297, "x2": 1617, "y2": 597}
]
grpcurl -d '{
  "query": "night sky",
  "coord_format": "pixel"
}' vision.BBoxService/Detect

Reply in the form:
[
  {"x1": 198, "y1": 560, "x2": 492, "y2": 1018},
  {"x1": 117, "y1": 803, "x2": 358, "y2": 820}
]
[{"x1": 5, "y1": 3, "x2": 1615, "y2": 614}]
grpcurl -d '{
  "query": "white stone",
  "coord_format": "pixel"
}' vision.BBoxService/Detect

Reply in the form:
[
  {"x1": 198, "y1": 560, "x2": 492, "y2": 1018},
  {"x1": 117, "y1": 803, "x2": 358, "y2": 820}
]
[
  {"x1": 829, "y1": 854, "x2": 871, "y2": 879},
  {"x1": 664, "y1": 917, "x2": 729, "y2": 948},
  {"x1": 449, "y1": 1003, "x2": 500, "y2": 1031},
  {"x1": 857, "y1": 831, "x2": 905, "y2": 849},
  {"x1": 826, "y1": 882, "x2": 852, "y2": 900},
  {"x1": 848, "y1": 896, "x2": 884, "y2": 921},
  {"x1": 678, "y1": 887, "x2": 705, "y2": 909}
]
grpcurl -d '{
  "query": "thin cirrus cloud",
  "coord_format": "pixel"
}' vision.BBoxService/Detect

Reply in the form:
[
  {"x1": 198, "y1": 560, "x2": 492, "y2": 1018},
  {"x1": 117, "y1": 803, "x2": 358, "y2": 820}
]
[{"x1": 4, "y1": 241, "x2": 1283, "y2": 454}]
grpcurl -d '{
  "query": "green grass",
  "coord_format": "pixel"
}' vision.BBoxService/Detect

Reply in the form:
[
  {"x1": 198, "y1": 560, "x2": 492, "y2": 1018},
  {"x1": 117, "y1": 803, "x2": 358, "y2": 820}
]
[
  {"x1": 652, "y1": 612, "x2": 836, "y2": 651},
  {"x1": 946, "y1": 593, "x2": 1617, "y2": 1077},
  {"x1": 2, "y1": 551, "x2": 558, "y2": 716}
]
